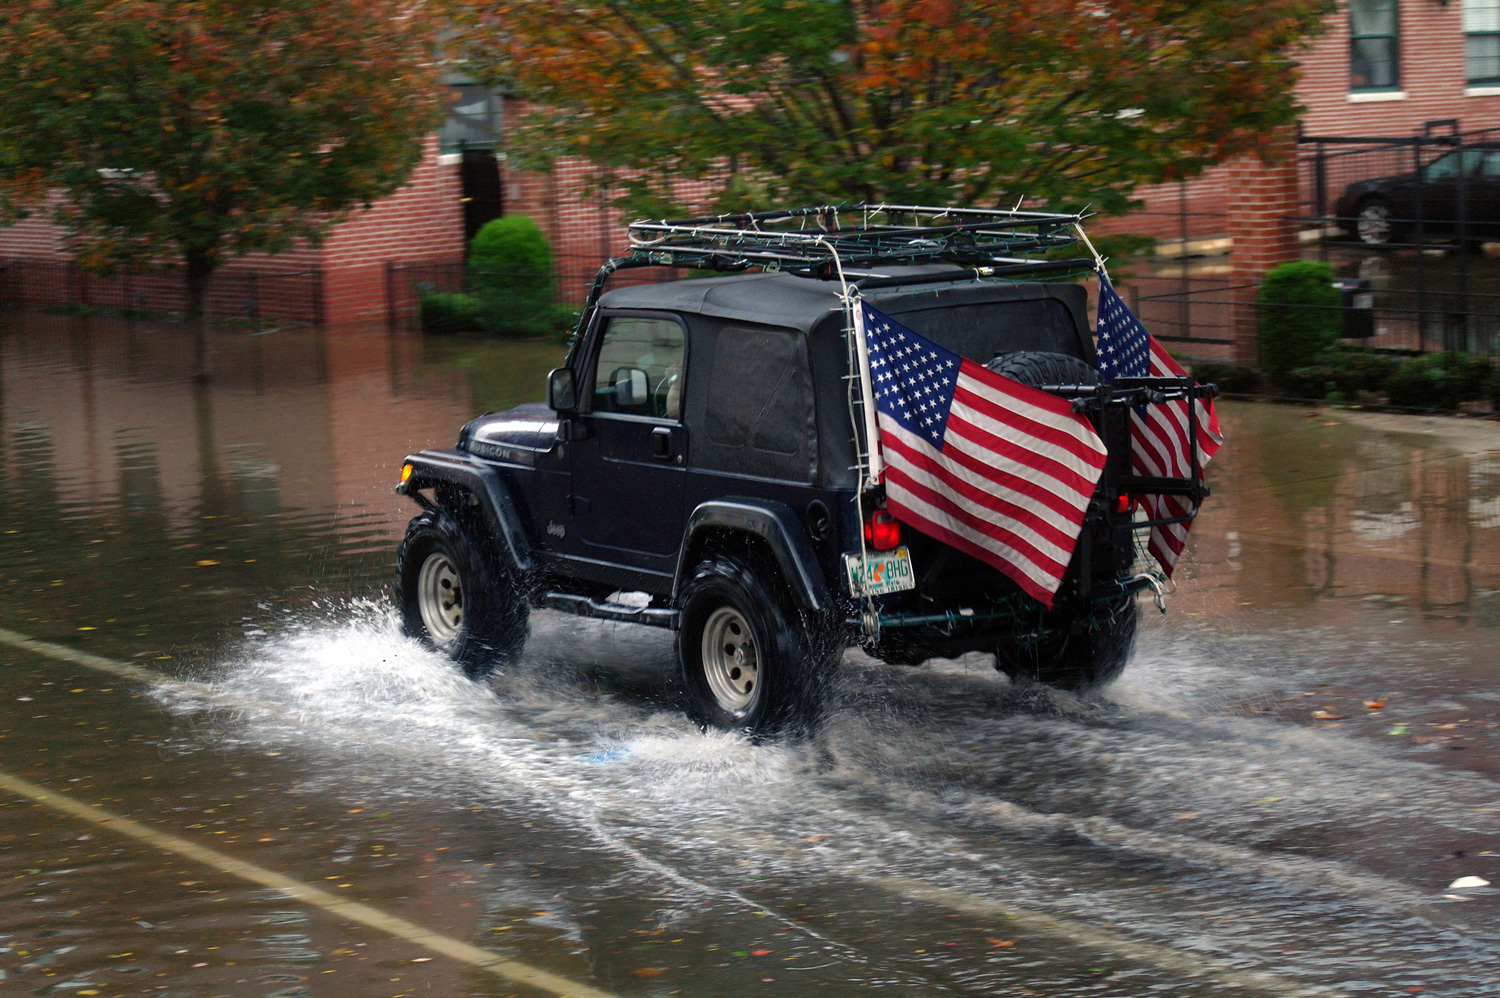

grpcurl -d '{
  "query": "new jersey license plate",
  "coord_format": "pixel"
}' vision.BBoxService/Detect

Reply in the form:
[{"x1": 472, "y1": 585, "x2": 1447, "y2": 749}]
[{"x1": 844, "y1": 547, "x2": 916, "y2": 596}]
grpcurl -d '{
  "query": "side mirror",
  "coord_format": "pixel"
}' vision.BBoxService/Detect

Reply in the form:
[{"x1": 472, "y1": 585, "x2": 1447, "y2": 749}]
[{"x1": 547, "y1": 367, "x2": 578, "y2": 414}]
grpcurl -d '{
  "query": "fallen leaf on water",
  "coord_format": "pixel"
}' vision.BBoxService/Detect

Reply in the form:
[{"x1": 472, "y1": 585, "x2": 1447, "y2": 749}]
[
  {"x1": 1254, "y1": 797, "x2": 1285, "y2": 803},
  {"x1": 631, "y1": 967, "x2": 668, "y2": 978},
  {"x1": 1388, "y1": 724, "x2": 1410, "y2": 735},
  {"x1": 751, "y1": 949, "x2": 773, "y2": 956},
  {"x1": 1311, "y1": 710, "x2": 1345, "y2": 720},
  {"x1": 1173, "y1": 811, "x2": 1199, "y2": 820},
  {"x1": 195, "y1": 559, "x2": 219, "y2": 566},
  {"x1": 1364, "y1": 700, "x2": 1385, "y2": 710},
  {"x1": 987, "y1": 939, "x2": 1016, "y2": 948}
]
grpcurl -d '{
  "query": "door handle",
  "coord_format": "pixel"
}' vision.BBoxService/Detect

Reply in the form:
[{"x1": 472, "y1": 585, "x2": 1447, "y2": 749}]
[{"x1": 650, "y1": 426, "x2": 672, "y2": 460}]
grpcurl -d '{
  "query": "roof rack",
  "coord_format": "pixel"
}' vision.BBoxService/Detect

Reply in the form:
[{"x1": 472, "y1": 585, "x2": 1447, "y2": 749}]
[{"x1": 624, "y1": 203, "x2": 1084, "y2": 276}]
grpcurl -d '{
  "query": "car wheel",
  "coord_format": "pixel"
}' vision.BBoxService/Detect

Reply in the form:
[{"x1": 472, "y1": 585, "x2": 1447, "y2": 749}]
[
  {"x1": 1355, "y1": 198, "x2": 1398, "y2": 246},
  {"x1": 677, "y1": 554, "x2": 836, "y2": 736},
  {"x1": 995, "y1": 596, "x2": 1138, "y2": 692},
  {"x1": 396, "y1": 507, "x2": 529, "y2": 679}
]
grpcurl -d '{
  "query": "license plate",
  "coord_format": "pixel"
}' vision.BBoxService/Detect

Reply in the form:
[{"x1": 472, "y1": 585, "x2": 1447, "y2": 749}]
[{"x1": 844, "y1": 547, "x2": 916, "y2": 596}]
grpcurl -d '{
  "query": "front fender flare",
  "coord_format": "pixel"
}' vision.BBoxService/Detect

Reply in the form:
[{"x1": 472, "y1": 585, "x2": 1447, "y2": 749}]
[
  {"x1": 397, "y1": 449, "x2": 532, "y2": 573},
  {"x1": 674, "y1": 499, "x2": 830, "y2": 613}
]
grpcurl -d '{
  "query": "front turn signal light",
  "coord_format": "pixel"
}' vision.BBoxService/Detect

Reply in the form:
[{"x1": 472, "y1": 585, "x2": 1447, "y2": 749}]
[{"x1": 400, "y1": 463, "x2": 414, "y2": 484}]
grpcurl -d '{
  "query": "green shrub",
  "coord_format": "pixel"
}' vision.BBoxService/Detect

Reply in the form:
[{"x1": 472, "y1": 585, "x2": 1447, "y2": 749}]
[
  {"x1": 419, "y1": 292, "x2": 483, "y2": 333},
  {"x1": 467, "y1": 215, "x2": 555, "y2": 336},
  {"x1": 1384, "y1": 351, "x2": 1491, "y2": 410},
  {"x1": 1256, "y1": 261, "x2": 1342, "y2": 382},
  {"x1": 1188, "y1": 360, "x2": 1260, "y2": 394},
  {"x1": 1279, "y1": 348, "x2": 1401, "y2": 400}
]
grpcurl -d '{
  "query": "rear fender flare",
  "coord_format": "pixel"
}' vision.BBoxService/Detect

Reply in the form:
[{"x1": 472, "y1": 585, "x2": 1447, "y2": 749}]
[
  {"x1": 674, "y1": 500, "x2": 830, "y2": 613},
  {"x1": 397, "y1": 450, "x2": 532, "y2": 573}
]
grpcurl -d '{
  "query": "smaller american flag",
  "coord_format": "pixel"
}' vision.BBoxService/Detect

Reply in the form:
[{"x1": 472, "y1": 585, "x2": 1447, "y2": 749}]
[
  {"x1": 1095, "y1": 274, "x2": 1223, "y2": 575},
  {"x1": 864, "y1": 302, "x2": 1108, "y2": 607}
]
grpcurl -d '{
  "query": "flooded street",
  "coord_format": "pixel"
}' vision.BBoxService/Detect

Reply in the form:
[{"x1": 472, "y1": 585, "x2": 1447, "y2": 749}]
[{"x1": 2, "y1": 309, "x2": 1499, "y2": 998}]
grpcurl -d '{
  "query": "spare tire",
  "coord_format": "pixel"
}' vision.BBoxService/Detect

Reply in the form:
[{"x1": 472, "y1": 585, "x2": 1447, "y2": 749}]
[{"x1": 986, "y1": 350, "x2": 1100, "y2": 389}]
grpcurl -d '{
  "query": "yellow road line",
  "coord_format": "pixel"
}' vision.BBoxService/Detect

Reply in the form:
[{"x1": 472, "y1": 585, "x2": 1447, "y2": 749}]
[{"x1": 0, "y1": 767, "x2": 619, "y2": 998}]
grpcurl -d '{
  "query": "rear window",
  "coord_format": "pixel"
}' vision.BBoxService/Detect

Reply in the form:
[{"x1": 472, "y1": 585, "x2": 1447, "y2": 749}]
[{"x1": 888, "y1": 298, "x2": 1085, "y2": 362}]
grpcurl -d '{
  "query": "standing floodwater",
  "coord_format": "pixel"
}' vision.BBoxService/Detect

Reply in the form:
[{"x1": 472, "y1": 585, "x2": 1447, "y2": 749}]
[{"x1": 2, "y1": 310, "x2": 1498, "y2": 997}]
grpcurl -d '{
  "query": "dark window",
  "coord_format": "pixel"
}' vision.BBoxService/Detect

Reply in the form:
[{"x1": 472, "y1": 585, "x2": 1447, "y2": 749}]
[
  {"x1": 590, "y1": 317, "x2": 684, "y2": 418},
  {"x1": 699, "y1": 326, "x2": 816, "y2": 481},
  {"x1": 1467, "y1": 0, "x2": 1500, "y2": 85},
  {"x1": 439, "y1": 84, "x2": 500, "y2": 152},
  {"x1": 1350, "y1": 0, "x2": 1400, "y2": 91}
]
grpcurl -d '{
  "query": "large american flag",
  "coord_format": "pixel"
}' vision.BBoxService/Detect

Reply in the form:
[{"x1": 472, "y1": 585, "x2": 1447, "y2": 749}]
[
  {"x1": 1095, "y1": 274, "x2": 1223, "y2": 575},
  {"x1": 863, "y1": 302, "x2": 1108, "y2": 607}
]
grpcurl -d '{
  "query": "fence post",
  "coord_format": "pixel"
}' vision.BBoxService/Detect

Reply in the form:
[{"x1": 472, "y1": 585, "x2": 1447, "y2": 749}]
[{"x1": 385, "y1": 260, "x2": 397, "y2": 331}]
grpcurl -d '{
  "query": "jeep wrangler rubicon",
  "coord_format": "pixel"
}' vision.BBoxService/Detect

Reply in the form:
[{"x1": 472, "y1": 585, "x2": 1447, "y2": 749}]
[{"x1": 394, "y1": 205, "x2": 1216, "y2": 735}]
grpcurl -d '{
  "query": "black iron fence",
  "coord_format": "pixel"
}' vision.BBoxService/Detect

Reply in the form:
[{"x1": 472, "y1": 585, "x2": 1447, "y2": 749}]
[{"x1": 0, "y1": 258, "x2": 323, "y2": 325}]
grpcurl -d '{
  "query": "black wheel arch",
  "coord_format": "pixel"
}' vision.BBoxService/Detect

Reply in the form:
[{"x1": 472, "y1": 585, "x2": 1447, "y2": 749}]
[
  {"x1": 673, "y1": 499, "x2": 832, "y2": 614},
  {"x1": 397, "y1": 449, "x2": 532, "y2": 574}
]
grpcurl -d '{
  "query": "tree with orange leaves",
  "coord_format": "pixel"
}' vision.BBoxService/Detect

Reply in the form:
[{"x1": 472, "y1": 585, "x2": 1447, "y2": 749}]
[
  {"x1": 0, "y1": 0, "x2": 447, "y2": 323},
  {"x1": 463, "y1": 0, "x2": 1333, "y2": 216}
]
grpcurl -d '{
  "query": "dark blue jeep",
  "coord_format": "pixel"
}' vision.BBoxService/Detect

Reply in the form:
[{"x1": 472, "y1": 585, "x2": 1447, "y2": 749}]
[{"x1": 393, "y1": 206, "x2": 1214, "y2": 735}]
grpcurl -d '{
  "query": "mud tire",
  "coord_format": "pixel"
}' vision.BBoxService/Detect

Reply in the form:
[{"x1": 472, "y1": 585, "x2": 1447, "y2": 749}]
[
  {"x1": 996, "y1": 597, "x2": 1138, "y2": 691},
  {"x1": 677, "y1": 555, "x2": 837, "y2": 737},
  {"x1": 396, "y1": 507, "x2": 529, "y2": 679},
  {"x1": 986, "y1": 350, "x2": 1101, "y2": 388}
]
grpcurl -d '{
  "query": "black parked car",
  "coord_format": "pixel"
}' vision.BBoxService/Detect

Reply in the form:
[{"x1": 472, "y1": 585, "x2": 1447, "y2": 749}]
[
  {"x1": 392, "y1": 205, "x2": 1216, "y2": 736},
  {"x1": 1336, "y1": 146, "x2": 1500, "y2": 246}
]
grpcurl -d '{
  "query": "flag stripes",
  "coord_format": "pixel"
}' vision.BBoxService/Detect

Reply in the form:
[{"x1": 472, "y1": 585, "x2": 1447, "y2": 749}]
[{"x1": 862, "y1": 300, "x2": 1107, "y2": 607}]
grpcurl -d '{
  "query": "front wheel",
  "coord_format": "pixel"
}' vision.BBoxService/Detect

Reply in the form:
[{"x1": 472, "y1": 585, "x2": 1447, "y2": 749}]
[
  {"x1": 996, "y1": 597, "x2": 1138, "y2": 692},
  {"x1": 395, "y1": 507, "x2": 529, "y2": 678},
  {"x1": 1355, "y1": 198, "x2": 1399, "y2": 247},
  {"x1": 677, "y1": 555, "x2": 837, "y2": 736}
]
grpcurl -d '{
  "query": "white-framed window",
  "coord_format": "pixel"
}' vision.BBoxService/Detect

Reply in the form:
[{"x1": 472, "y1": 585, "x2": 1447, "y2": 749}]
[
  {"x1": 1468, "y1": 0, "x2": 1500, "y2": 86},
  {"x1": 1350, "y1": 0, "x2": 1400, "y2": 92}
]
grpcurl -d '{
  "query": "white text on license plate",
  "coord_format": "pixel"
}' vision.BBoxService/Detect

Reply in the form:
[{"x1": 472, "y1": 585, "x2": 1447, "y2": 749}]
[{"x1": 844, "y1": 548, "x2": 915, "y2": 596}]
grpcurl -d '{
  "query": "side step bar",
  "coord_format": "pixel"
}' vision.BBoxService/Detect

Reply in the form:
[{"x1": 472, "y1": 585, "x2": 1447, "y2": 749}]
[{"x1": 540, "y1": 592, "x2": 680, "y2": 630}]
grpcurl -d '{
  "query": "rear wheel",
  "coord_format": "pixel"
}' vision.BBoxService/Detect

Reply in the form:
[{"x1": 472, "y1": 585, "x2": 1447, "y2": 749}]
[
  {"x1": 396, "y1": 507, "x2": 529, "y2": 678},
  {"x1": 996, "y1": 597, "x2": 1138, "y2": 691},
  {"x1": 677, "y1": 554, "x2": 837, "y2": 736}
]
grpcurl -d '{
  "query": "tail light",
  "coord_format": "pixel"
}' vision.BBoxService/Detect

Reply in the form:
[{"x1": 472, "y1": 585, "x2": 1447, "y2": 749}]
[
  {"x1": 864, "y1": 509, "x2": 902, "y2": 551},
  {"x1": 1114, "y1": 494, "x2": 1136, "y2": 515}
]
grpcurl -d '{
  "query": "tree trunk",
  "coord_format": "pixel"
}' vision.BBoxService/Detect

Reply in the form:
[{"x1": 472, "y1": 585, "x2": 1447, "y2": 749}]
[{"x1": 184, "y1": 247, "x2": 216, "y2": 382}]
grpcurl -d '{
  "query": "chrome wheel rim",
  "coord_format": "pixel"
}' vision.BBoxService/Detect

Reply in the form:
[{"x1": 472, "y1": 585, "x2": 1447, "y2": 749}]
[
  {"x1": 1357, "y1": 205, "x2": 1392, "y2": 244},
  {"x1": 701, "y1": 606, "x2": 758, "y2": 712},
  {"x1": 417, "y1": 552, "x2": 464, "y2": 646}
]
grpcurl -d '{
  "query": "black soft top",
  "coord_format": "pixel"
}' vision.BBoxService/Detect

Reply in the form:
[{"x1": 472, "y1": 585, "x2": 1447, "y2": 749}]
[{"x1": 595, "y1": 268, "x2": 1094, "y2": 361}]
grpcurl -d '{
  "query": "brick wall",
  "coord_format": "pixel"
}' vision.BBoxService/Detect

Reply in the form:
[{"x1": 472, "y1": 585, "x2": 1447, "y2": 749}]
[
  {"x1": 1135, "y1": 2, "x2": 1500, "y2": 241},
  {"x1": 0, "y1": 136, "x2": 462, "y2": 324}
]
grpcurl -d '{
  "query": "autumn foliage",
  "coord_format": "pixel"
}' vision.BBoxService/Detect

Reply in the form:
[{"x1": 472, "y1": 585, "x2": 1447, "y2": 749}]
[
  {"x1": 463, "y1": 0, "x2": 1333, "y2": 216},
  {"x1": 0, "y1": 0, "x2": 449, "y2": 316}
]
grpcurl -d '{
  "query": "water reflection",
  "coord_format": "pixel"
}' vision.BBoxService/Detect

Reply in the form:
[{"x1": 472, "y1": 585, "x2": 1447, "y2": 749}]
[
  {"x1": 4, "y1": 309, "x2": 1500, "y2": 996},
  {"x1": 1187, "y1": 403, "x2": 1500, "y2": 626},
  {"x1": 0, "y1": 310, "x2": 563, "y2": 655}
]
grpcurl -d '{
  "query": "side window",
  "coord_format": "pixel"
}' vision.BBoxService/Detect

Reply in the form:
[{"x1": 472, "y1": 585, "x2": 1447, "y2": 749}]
[
  {"x1": 699, "y1": 325, "x2": 816, "y2": 482},
  {"x1": 590, "y1": 316, "x2": 685, "y2": 419}
]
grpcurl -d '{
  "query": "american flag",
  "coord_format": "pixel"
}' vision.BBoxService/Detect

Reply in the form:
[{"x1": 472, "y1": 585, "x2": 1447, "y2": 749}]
[
  {"x1": 1095, "y1": 274, "x2": 1223, "y2": 576},
  {"x1": 863, "y1": 302, "x2": 1108, "y2": 607}
]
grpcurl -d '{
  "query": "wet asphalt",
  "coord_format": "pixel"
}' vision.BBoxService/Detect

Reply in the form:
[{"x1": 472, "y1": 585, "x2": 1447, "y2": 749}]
[{"x1": 1, "y1": 309, "x2": 1498, "y2": 998}]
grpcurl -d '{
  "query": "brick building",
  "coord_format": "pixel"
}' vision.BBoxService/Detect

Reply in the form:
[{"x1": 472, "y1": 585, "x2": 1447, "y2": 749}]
[{"x1": 6, "y1": 2, "x2": 1500, "y2": 334}]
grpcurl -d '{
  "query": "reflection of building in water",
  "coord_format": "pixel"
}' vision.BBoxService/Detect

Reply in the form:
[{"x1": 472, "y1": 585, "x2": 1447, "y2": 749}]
[
  {"x1": 1188, "y1": 405, "x2": 1500, "y2": 628},
  {"x1": 0, "y1": 312, "x2": 478, "y2": 541}
]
